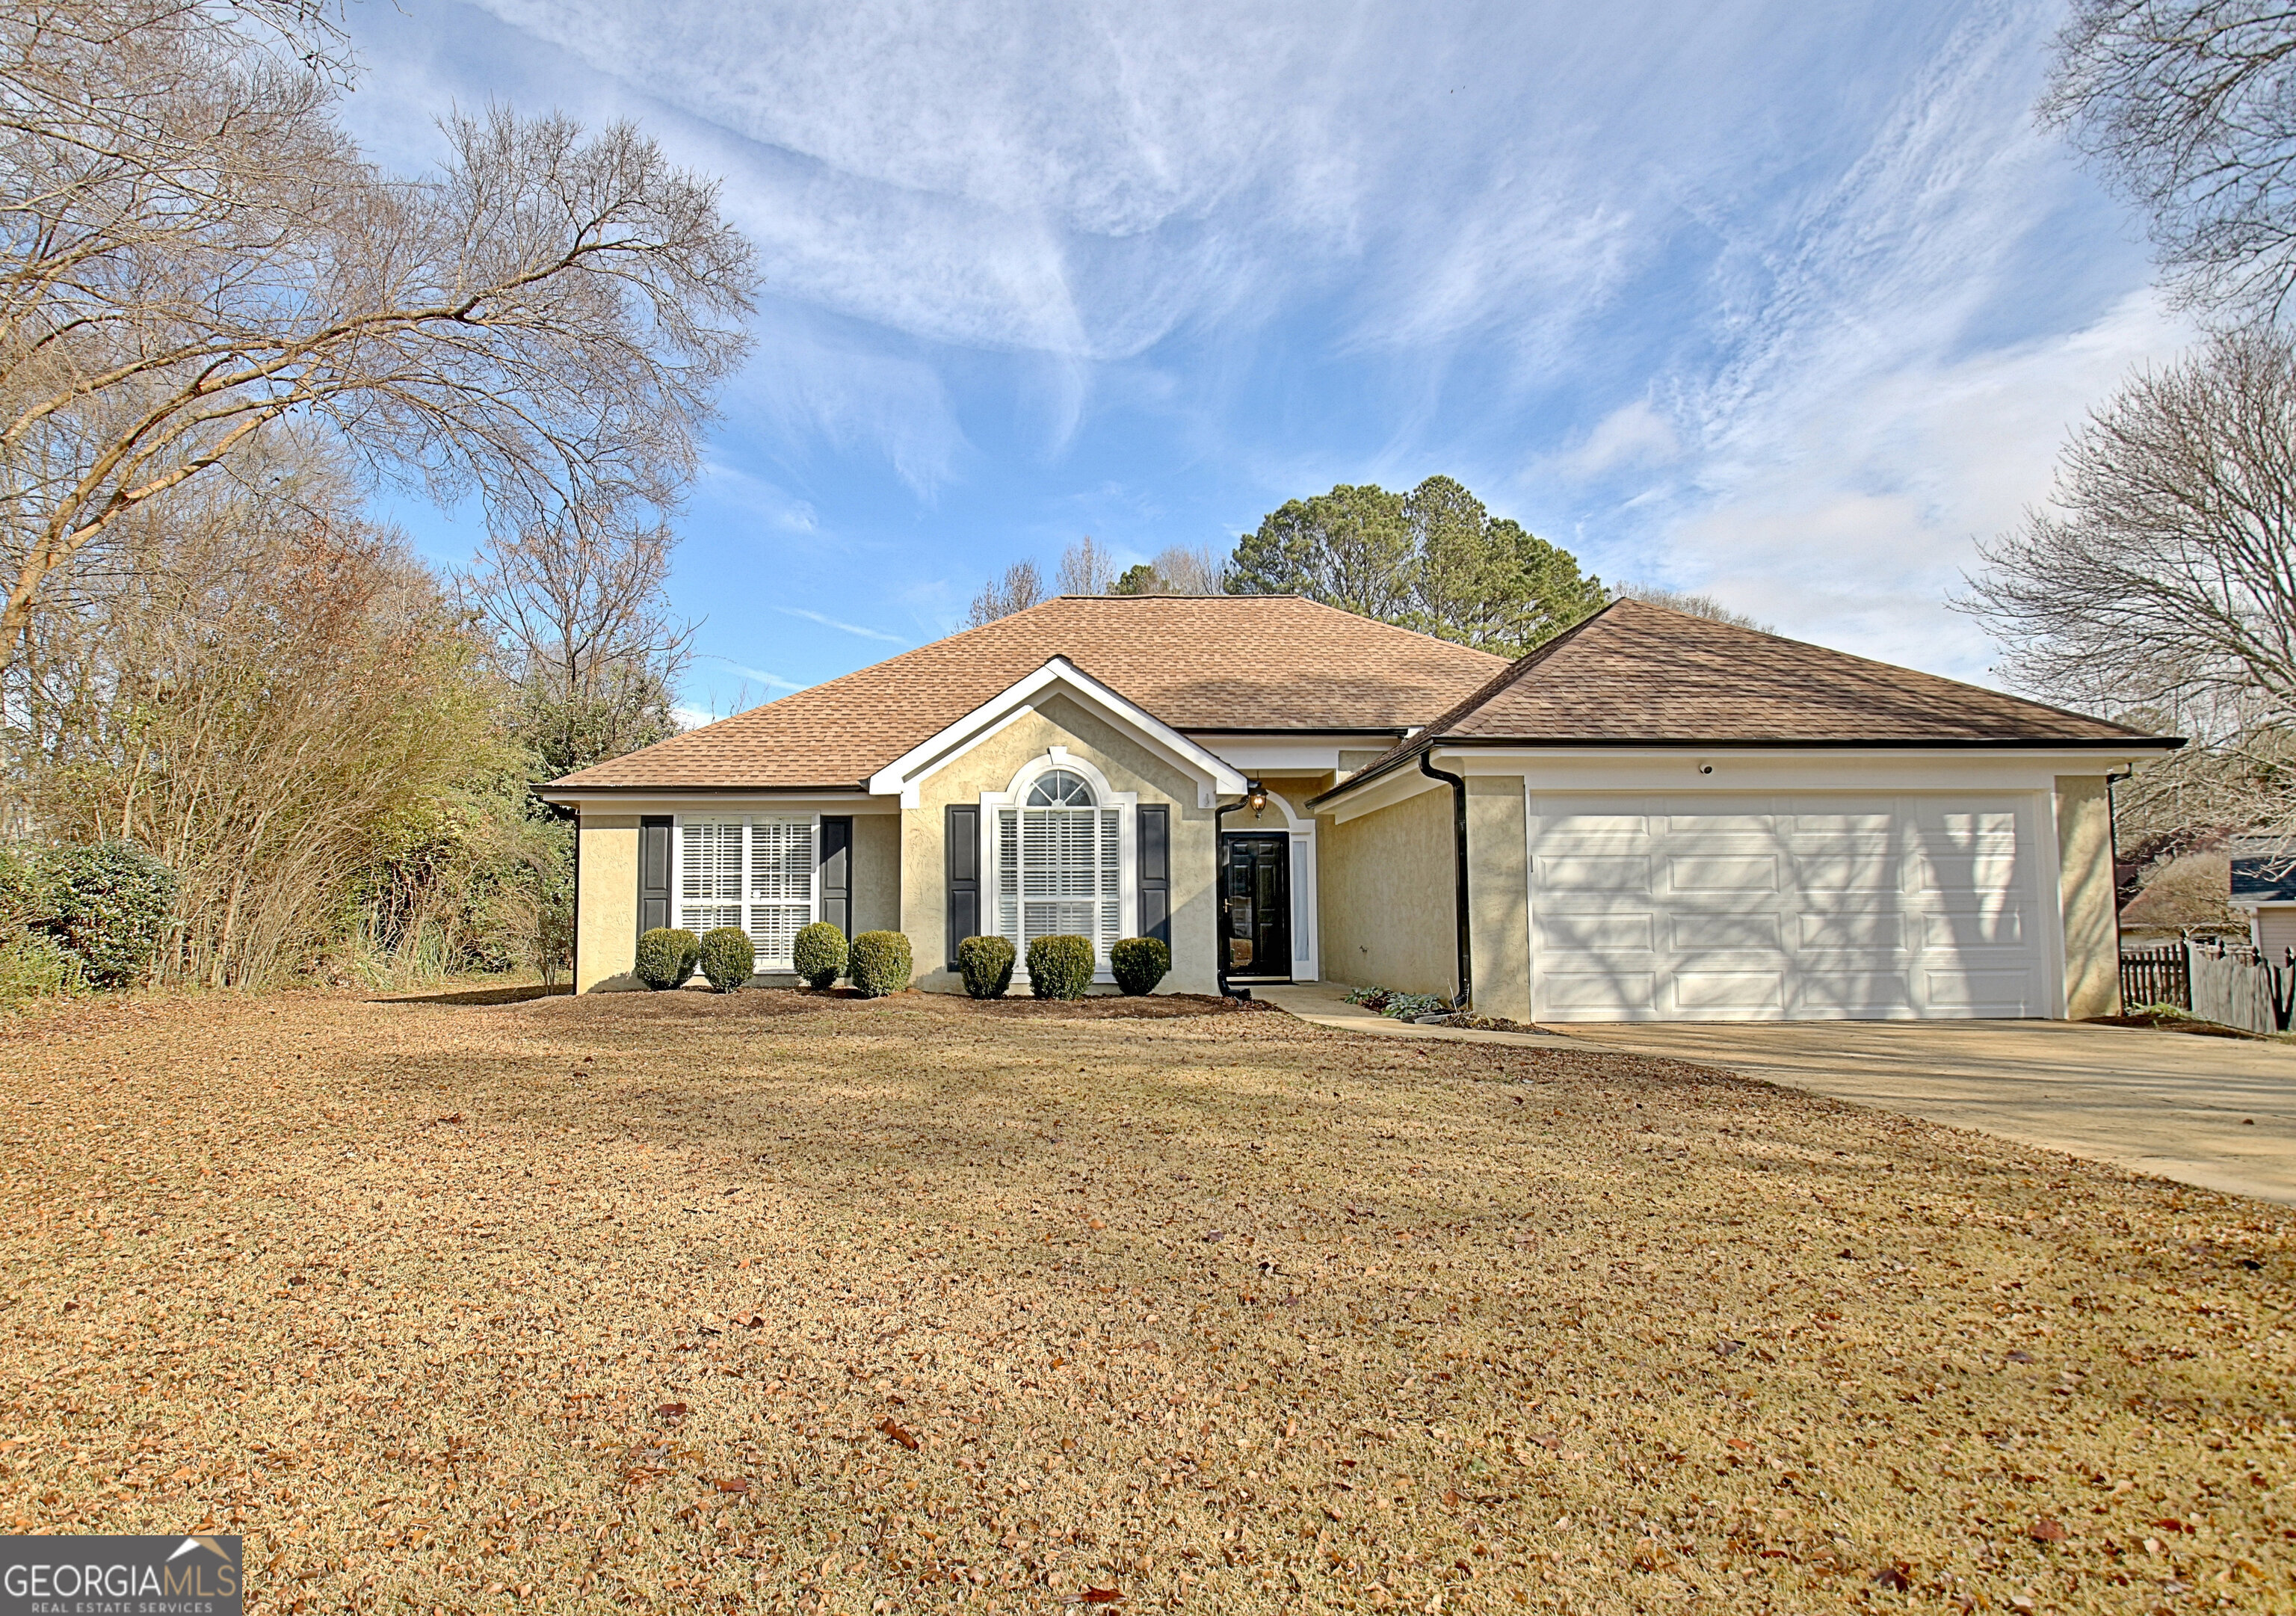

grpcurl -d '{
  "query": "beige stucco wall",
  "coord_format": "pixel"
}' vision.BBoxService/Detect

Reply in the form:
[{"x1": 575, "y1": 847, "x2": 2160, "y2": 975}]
[
  {"x1": 575, "y1": 812, "x2": 641, "y2": 993},
  {"x1": 1467, "y1": 774, "x2": 1531, "y2": 1022},
  {"x1": 851, "y1": 812, "x2": 901, "y2": 935},
  {"x1": 1318, "y1": 783, "x2": 1457, "y2": 997},
  {"x1": 2055, "y1": 775, "x2": 2120, "y2": 1019},
  {"x1": 898, "y1": 691, "x2": 1219, "y2": 994}
]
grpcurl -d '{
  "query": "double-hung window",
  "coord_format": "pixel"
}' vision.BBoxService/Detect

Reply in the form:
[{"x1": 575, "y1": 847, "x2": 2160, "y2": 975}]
[
  {"x1": 676, "y1": 815, "x2": 817, "y2": 969},
  {"x1": 996, "y1": 769, "x2": 1122, "y2": 963}
]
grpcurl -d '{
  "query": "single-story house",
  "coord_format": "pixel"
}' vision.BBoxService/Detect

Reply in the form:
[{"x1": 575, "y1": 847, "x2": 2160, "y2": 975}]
[
  {"x1": 2229, "y1": 836, "x2": 2296, "y2": 960},
  {"x1": 540, "y1": 594, "x2": 2179, "y2": 1021}
]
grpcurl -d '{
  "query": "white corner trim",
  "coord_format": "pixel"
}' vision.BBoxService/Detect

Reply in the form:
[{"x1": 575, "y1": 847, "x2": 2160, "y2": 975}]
[{"x1": 865, "y1": 656, "x2": 1248, "y2": 804}]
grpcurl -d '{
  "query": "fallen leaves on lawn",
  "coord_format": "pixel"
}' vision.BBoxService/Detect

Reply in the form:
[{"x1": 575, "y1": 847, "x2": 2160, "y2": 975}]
[{"x1": 0, "y1": 983, "x2": 2286, "y2": 1616}]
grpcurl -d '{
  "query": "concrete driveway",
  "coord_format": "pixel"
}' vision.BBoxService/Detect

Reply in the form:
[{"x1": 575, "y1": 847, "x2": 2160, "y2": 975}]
[{"x1": 1553, "y1": 1018, "x2": 2296, "y2": 1206}]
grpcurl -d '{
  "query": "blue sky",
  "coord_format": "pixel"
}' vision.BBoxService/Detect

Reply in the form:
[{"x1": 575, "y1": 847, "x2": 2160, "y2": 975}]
[{"x1": 340, "y1": 0, "x2": 2188, "y2": 718}]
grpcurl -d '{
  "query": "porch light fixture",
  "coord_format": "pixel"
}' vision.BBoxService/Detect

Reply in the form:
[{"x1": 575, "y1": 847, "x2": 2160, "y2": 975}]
[{"x1": 1244, "y1": 780, "x2": 1268, "y2": 816}]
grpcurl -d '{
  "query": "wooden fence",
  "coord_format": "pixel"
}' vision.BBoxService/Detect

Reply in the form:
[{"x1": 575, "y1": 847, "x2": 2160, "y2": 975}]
[
  {"x1": 2118, "y1": 945, "x2": 2189, "y2": 1011},
  {"x1": 2188, "y1": 940, "x2": 2295, "y2": 1034}
]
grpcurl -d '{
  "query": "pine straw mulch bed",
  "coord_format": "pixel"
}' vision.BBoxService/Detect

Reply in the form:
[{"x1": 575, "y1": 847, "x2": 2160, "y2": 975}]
[{"x1": 0, "y1": 986, "x2": 2289, "y2": 1614}]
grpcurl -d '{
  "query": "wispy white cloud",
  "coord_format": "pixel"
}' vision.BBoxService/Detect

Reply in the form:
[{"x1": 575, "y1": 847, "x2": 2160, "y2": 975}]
[
  {"x1": 699, "y1": 656, "x2": 806, "y2": 691},
  {"x1": 341, "y1": 0, "x2": 2188, "y2": 692},
  {"x1": 1555, "y1": 401, "x2": 1681, "y2": 481},
  {"x1": 774, "y1": 606, "x2": 905, "y2": 644}
]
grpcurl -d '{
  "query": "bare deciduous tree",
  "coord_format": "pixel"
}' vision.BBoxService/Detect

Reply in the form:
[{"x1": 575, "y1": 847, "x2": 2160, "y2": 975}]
[
  {"x1": 1055, "y1": 534, "x2": 1115, "y2": 596},
  {"x1": 0, "y1": 0, "x2": 758, "y2": 659},
  {"x1": 460, "y1": 508, "x2": 694, "y2": 778},
  {"x1": 2046, "y1": 1, "x2": 2296, "y2": 322},
  {"x1": 1957, "y1": 327, "x2": 2296, "y2": 834},
  {"x1": 1962, "y1": 328, "x2": 2296, "y2": 726},
  {"x1": 965, "y1": 558, "x2": 1045, "y2": 627},
  {"x1": 1612, "y1": 583, "x2": 1775, "y2": 632}
]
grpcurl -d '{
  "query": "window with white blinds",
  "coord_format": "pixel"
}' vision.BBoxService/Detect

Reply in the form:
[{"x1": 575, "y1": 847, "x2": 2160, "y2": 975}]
[
  {"x1": 996, "y1": 771, "x2": 1121, "y2": 964},
  {"x1": 676, "y1": 816, "x2": 817, "y2": 969}
]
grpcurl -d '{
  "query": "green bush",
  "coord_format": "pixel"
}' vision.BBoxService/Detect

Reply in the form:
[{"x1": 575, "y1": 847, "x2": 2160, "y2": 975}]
[
  {"x1": 39, "y1": 842, "x2": 177, "y2": 988},
  {"x1": 848, "y1": 930, "x2": 913, "y2": 998},
  {"x1": 956, "y1": 934, "x2": 1016, "y2": 999},
  {"x1": 1109, "y1": 936, "x2": 1171, "y2": 996},
  {"x1": 635, "y1": 926, "x2": 700, "y2": 990},
  {"x1": 0, "y1": 931, "x2": 85, "y2": 1008},
  {"x1": 1026, "y1": 934, "x2": 1095, "y2": 1000},
  {"x1": 792, "y1": 921, "x2": 848, "y2": 989},
  {"x1": 697, "y1": 927, "x2": 755, "y2": 992}
]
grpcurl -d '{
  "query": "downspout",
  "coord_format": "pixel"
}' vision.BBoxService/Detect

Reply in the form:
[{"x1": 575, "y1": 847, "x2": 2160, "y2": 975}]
[
  {"x1": 1420, "y1": 750, "x2": 1471, "y2": 1011},
  {"x1": 570, "y1": 807, "x2": 582, "y2": 997}
]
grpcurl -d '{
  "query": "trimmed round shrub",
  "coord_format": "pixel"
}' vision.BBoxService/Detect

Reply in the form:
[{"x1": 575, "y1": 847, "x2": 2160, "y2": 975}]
[
  {"x1": 38, "y1": 842, "x2": 177, "y2": 988},
  {"x1": 956, "y1": 934, "x2": 1016, "y2": 999},
  {"x1": 791, "y1": 921, "x2": 848, "y2": 989},
  {"x1": 848, "y1": 929, "x2": 913, "y2": 998},
  {"x1": 635, "y1": 926, "x2": 700, "y2": 990},
  {"x1": 1026, "y1": 934, "x2": 1095, "y2": 1000},
  {"x1": 1109, "y1": 935, "x2": 1171, "y2": 996},
  {"x1": 697, "y1": 927, "x2": 755, "y2": 992}
]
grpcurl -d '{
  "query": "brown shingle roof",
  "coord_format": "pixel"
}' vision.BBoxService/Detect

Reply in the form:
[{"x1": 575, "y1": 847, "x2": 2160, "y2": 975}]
[
  {"x1": 1321, "y1": 598, "x2": 2176, "y2": 801},
  {"x1": 550, "y1": 595, "x2": 1510, "y2": 789}
]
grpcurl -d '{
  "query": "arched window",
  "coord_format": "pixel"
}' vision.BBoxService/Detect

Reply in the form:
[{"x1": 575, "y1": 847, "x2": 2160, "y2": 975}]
[
  {"x1": 1025, "y1": 768, "x2": 1094, "y2": 807},
  {"x1": 998, "y1": 767, "x2": 1120, "y2": 961}
]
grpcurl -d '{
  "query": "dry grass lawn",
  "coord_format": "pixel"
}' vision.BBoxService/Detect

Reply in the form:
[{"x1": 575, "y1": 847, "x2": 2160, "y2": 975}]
[{"x1": 1, "y1": 985, "x2": 2291, "y2": 1614}]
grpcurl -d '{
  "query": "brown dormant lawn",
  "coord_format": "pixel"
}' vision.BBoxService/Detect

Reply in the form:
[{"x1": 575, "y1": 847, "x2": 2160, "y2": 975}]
[{"x1": 1, "y1": 986, "x2": 2289, "y2": 1613}]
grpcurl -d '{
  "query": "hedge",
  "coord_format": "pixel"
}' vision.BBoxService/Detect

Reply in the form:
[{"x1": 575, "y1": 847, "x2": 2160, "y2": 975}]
[
  {"x1": 1026, "y1": 934, "x2": 1094, "y2": 1000},
  {"x1": 1109, "y1": 936, "x2": 1170, "y2": 996},
  {"x1": 848, "y1": 930, "x2": 913, "y2": 998},
  {"x1": 38, "y1": 842, "x2": 177, "y2": 988},
  {"x1": 697, "y1": 928, "x2": 755, "y2": 992},
  {"x1": 635, "y1": 927, "x2": 700, "y2": 990},
  {"x1": 956, "y1": 934, "x2": 1015, "y2": 999},
  {"x1": 791, "y1": 922, "x2": 848, "y2": 989}
]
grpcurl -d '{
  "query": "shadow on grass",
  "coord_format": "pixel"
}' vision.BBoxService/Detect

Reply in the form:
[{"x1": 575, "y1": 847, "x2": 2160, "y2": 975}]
[{"x1": 373, "y1": 983, "x2": 573, "y2": 1007}]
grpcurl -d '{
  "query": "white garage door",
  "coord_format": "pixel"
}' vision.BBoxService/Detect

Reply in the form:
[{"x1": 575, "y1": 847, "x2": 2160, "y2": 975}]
[{"x1": 1528, "y1": 792, "x2": 2052, "y2": 1021}]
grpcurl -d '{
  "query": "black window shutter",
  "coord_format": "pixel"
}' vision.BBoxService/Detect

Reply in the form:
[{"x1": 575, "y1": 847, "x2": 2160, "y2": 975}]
[
  {"x1": 818, "y1": 816, "x2": 853, "y2": 938},
  {"x1": 1138, "y1": 804, "x2": 1170, "y2": 945},
  {"x1": 946, "y1": 804, "x2": 979, "y2": 968},
  {"x1": 638, "y1": 816, "x2": 673, "y2": 938}
]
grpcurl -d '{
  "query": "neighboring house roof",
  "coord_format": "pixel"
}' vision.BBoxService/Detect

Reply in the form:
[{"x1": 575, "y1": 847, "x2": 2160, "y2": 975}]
[
  {"x1": 2228, "y1": 837, "x2": 2296, "y2": 905},
  {"x1": 549, "y1": 594, "x2": 1509, "y2": 790},
  {"x1": 1318, "y1": 597, "x2": 2182, "y2": 804}
]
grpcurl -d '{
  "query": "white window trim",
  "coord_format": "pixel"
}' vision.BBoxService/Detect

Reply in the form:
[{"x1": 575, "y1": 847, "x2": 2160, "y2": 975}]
[
  {"x1": 671, "y1": 811, "x2": 821, "y2": 972},
  {"x1": 981, "y1": 747, "x2": 1137, "y2": 984},
  {"x1": 868, "y1": 656, "x2": 1246, "y2": 809}
]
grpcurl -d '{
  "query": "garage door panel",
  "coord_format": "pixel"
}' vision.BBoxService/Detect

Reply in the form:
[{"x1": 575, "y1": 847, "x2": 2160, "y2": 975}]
[
  {"x1": 1530, "y1": 791, "x2": 2049, "y2": 1022},
  {"x1": 1662, "y1": 812, "x2": 1777, "y2": 834},
  {"x1": 1665, "y1": 855, "x2": 1780, "y2": 892},
  {"x1": 1534, "y1": 911, "x2": 1654, "y2": 952},
  {"x1": 1538, "y1": 854, "x2": 1652, "y2": 891},
  {"x1": 1914, "y1": 852, "x2": 2022, "y2": 893},
  {"x1": 1919, "y1": 908, "x2": 2027, "y2": 949},
  {"x1": 1797, "y1": 912, "x2": 1907, "y2": 949},
  {"x1": 1794, "y1": 851, "x2": 1904, "y2": 891},
  {"x1": 1672, "y1": 971, "x2": 1786, "y2": 1011},
  {"x1": 1667, "y1": 910, "x2": 1784, "y2": 951},
  {"x1": 1786, "y1": 809, "x2": 1900, "y2": 833},
  {"x1": 1923, "y1": 969, "x2": 2039, "y2": 1012},
  {"x1": 1540, "y1": 970, "x2": 1658, "y2": 1012},
  {"x1": 1797, "y1": 973, "x2": 1917, "y2": 1014}
]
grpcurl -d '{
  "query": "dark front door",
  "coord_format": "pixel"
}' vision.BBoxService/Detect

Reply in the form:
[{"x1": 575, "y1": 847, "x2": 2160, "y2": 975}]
[{"x1": 1223, "y1": 833, "x2": 1292, "y2": 981}]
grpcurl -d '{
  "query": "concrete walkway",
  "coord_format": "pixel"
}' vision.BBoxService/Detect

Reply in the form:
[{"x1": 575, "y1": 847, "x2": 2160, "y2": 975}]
[{"x1": 1259, "y1": 983, "x2": 2296, "y2": 1205}]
